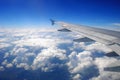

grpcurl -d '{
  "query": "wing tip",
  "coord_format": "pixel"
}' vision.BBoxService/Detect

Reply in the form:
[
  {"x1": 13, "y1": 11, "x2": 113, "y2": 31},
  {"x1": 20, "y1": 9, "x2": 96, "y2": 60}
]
[{"x1": 50, "y1": 19, "x2": 55, "y2": 25}]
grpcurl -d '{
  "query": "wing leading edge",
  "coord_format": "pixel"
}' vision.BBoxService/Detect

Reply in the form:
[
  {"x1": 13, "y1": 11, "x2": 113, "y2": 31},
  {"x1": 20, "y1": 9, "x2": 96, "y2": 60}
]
[{"x1": 50, "y1": 20, "x2": 120, "y2": 56}]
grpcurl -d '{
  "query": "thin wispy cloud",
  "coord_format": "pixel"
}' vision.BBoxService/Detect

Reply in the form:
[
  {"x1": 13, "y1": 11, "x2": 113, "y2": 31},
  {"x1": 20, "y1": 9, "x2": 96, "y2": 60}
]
[{"x1": 112, "y1": 23, "x2": 120, "y2": 26}]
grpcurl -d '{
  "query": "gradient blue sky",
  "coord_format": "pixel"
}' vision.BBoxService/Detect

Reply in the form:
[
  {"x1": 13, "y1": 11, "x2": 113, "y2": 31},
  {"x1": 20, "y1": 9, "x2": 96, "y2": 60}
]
[{"x1": 0, "y1": 0, "x2": 120, "y2": 28}]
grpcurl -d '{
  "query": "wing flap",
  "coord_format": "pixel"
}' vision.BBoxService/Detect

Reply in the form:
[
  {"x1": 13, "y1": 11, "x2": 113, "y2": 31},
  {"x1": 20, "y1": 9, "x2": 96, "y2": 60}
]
[
  {"x1": 58, "y1": 28, "x2": 71, "y2": 32},
  {"x1": 73, "y1": 37, "x2": 94, "y2": 42},
  {"x1": 104, "y1": 66, "x2": 120, "y2": 72},
  {"x1": 105, "y1": 52, "x2": 119, "y2": 57},
  {"x1": 104, "y1": 61, "x2": 120, "y2": 72},
  {"x1": 108, "y1": 44, "x2": 120, "y2": 55}
]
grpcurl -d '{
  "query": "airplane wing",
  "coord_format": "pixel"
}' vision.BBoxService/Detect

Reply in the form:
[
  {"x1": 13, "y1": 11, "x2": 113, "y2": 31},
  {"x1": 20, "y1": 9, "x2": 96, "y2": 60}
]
[
  {"x1": 104, "y1": 60, "x2": 120, "y2": 72},
  {"x1": 50, "y1": 19, "x2": 120, "y2": 56}
]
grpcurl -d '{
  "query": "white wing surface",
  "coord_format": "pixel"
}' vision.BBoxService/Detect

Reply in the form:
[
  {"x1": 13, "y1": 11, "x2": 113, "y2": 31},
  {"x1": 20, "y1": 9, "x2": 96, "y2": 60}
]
[{"x1": 50, "y1": 19, "x2": 120, "y2": 56}]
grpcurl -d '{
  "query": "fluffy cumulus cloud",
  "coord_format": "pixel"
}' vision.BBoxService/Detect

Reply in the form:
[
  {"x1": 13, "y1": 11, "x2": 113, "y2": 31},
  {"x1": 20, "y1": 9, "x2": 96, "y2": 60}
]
[
  {"x1": 66, "y1": 51, "x2": 97, "y2": 80},
  {"x1": 0, "y1": 28, "x2": 120, "y2": 80},
  {"x1": 31, "y1": 47, "x2": 67, "y2": 71},
  {"x1": 91, "y1": 57, "x2": 120, "y2": 80},
  {"x1": 0, "y1": 66, "x2": 4, "y2": 71}
]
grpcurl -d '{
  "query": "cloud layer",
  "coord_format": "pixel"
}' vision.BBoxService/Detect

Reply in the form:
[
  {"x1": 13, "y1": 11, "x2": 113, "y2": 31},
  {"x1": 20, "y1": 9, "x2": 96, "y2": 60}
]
[{"x1": 0, "y1": 28, "x2": 120, "y2": 80}]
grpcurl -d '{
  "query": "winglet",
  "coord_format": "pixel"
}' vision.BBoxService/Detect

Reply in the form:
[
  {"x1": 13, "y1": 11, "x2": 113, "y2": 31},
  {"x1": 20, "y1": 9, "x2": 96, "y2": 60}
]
[{"x1": 50, "y1": 19, "x2": 55, "y2": 25}]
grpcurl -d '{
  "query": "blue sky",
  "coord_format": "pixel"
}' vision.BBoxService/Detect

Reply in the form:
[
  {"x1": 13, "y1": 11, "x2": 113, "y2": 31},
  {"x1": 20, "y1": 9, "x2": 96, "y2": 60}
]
[{"x1": 0, "y1": 0, "x2": 120, "y2": 28}]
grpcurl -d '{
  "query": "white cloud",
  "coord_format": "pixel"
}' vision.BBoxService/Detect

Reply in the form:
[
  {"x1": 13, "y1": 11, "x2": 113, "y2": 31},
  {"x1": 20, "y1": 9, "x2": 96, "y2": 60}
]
[
  {"x1": 70, "y1": 42, "x2": 86, "y2": 50},
  {"x1": 0, "y1": 43, "x2": 11, "y2": 49},
  {"x1": 91, "y1": 72, "x2": 120, "y2": 80},
  {"x1": 13, "y1": 38, "x2": 71, "y2": 48},
  {"x1": 4, "y1": 52, "x2": 10, "y2": 58},
  {"x1": 66, "y1": 51, "x2": 94, "y2": 80},
  {"x1": 113, "y1": 23, "x2": 120, "y2": 26},
  {"x1": 12, "y1": 47, "x2": 28, "y2": 56},
  {"x1": 1, "y1": 60, "x2": 13, "y2": 68},
  {"x1": 0, "y1": 38, "x2": 8, "y2": 42},
  {"x1": 12, "y1": 56, "x2": 28, "y2": 65},
  {"x1": 91, "y1": 57, "x2": 120, "y2": 80},
  {"x1": 31, "y1": 47, "x2": 67, "y2": 71},
  {"x1": 94, "y1": 57, "x2": 118, "y2": 70},
  {"x1": 66, "y1": 41, "x2": 120, "y2": 80},
  {"x1": 73, "y1": 74, "x2": 81, "y2": 80},
  {"x1": 0, "y1": 29, "x2": 72, "y2": 72},
  {"x1": 25, "y1": 52, "x2": 36, "y2": 57},
  {"x1": 2, "y1": 60, "x2": 8, "y2": 65},
  {"x1": 0, "y1": 66, "x2": 5, "y2": 71},
  {"x1": 85, "y1": 42, "x2": 112, "y2": 53},
  {"x1": 16, "y1": 63, "x2": 30, "y2": 70},
  {"x1": 6, "y1": 63, "x2": 13, "y2": 68}
]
